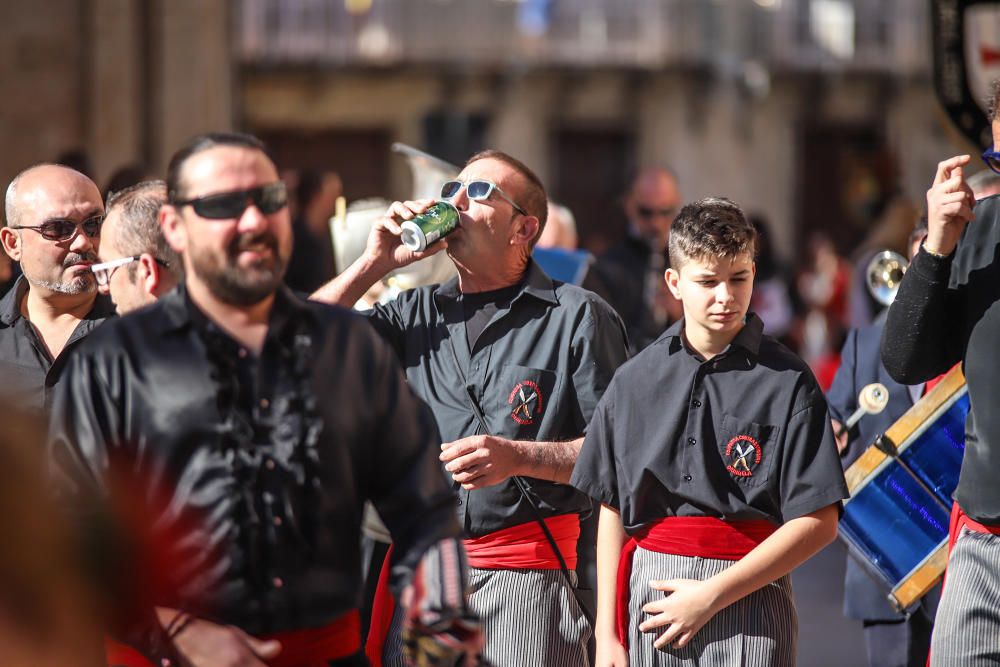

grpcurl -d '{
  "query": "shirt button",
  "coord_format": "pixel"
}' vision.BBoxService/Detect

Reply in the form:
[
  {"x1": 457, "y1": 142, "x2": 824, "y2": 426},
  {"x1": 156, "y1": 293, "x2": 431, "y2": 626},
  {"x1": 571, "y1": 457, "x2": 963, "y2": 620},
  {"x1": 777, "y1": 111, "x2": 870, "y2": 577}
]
[
  {"x1": 265, "y1": 458, "x2": 276, "y2": 470},
  {"x1": 687, "y1": 437, "x2": 697, "y2": 445},
  {"x1": 260, "y1": 398, "x2": 270, "y2": 409},
  {"x1": 273, "y1": 516, "x2": 283, "y2": 527},
  {"x1": 238, "y1": 348, "x2": 248, "y2": 359},
  {"x1": 161, "y1": 660, "x2": 173, "y2": 667},
  {"x1": 683, "y1": 474, "x2": 692, "y2": 481},
  {"x1": 692, "y1": 400, "x2": 702, "y2": 408},
  {"x1": 272, "y1": 577, "x2": 284, "y2": 588}
]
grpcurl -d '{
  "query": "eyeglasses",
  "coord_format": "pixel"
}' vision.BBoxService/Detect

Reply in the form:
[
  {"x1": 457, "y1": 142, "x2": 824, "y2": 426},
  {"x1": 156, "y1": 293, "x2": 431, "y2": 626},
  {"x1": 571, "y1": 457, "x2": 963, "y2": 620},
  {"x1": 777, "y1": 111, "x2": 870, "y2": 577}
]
[
  {"x1": 636, "y1": 205, "x2": 678, "y2": 220},
  {"x1": 983, "y1": 149, "x2": 1000, "y2": 176},
  {"x1": 91, "y1": 255, "x2": 169, "y2": 287},
  {"x1": 171, "y1": 182, "x2": 288, "y2": 220},
  {"x1": 10, "y1": 214, "x2": 104, "y2": 241},
  {"x1": 440, "y1": 179, "x2": 528, "y2": 216}
]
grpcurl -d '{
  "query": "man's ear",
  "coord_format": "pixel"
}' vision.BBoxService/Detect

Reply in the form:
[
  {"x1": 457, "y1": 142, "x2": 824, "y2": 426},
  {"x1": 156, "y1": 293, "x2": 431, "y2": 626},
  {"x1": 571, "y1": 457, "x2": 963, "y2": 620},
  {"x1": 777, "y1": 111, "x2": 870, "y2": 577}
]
[
  {"x1": 510, "y1": 215, "x2": 540, "y2": 248},
  {"x1": 136, "y1": 253, "x2": 160, "y2": 296},
  {"x1": 665, "y1": 267, "x2": 682, "y2": 300},
  {"x1": 159, "y1": 205, "x2": 186, "y2": 255},
  {"x1": 0, "y1": 227, "x2": 22, "y2": 262}
]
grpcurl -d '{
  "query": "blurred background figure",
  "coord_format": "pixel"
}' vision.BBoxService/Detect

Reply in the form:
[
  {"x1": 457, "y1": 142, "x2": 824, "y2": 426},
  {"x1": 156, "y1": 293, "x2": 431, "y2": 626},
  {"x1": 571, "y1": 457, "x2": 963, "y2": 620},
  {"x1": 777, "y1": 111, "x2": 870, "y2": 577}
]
[
  {"x1": 590, "y1": 166, "x2": 682, "y2": 352},
  {"x1": 846, "y1": 196, "x2": 919, "y2": 329},
  {"x1": 538, "y1": 200, "x2": 578, "y2": 250},
  {"x1": 796, "y1": 232, "x2": 851, "y2": 389},
  {"x1": 0, "y1": 405, "x2": 104, "y2": 667},
  {"x1": 967, "y1": 168, "x2": 1000, "y2": 199},
  {"x1": 749, "y1": 213, "x2": 798, "y2": 345},
  {"x1": 285, "y1": 168, "x2": 342, "y2": 293}
]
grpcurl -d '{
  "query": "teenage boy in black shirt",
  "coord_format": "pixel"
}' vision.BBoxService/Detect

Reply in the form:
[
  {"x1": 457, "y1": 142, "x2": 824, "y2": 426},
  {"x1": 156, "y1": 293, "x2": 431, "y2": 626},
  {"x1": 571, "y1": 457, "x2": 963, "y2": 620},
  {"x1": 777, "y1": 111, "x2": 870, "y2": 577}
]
[{"x1": 572, "y1": 197, "x2": 848, "y2": 666}]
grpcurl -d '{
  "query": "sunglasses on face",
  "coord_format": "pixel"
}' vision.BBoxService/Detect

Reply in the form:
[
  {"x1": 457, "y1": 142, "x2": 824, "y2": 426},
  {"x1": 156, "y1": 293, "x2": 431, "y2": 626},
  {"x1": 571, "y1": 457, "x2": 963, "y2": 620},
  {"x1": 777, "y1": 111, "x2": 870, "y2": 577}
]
[
  {"x1": 636, "y1": 205, "x2": 678, "y2": 220},
  {"x1": 91, "y1": 255, "x2": 169, "y2": 287},
  {"x1": 10, "y1": 214, "x2": 104, "y2": 241},
  {"x1": 171, "y1": 182, "x2": 288, "y2": 220},
  {"x1": 982, "y1": 149, "x2": 1000, "y2": 176},
  {"x1": 440, "y1": 179, "x2": 528, "y2": 216}
]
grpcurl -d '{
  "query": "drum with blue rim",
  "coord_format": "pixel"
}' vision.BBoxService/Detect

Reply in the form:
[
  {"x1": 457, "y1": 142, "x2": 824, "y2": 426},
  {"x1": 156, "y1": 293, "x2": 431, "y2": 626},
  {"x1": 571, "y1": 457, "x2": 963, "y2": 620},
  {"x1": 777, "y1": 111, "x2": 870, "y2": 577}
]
[{"x1": 839, "y1": 365, "x2": 967, "y2": 611}]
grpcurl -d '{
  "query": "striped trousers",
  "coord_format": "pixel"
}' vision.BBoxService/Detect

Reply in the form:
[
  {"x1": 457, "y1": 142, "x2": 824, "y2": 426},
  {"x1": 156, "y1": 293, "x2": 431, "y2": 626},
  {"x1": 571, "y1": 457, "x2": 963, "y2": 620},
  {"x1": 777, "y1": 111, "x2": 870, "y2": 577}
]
[
  {"x1": 468, "y1": 566, "x2": 591, "y2": 667},
  {"x1": 930, "y1": 527, "x2": 1000, "y2": 666},
  {"x1": 626, "y1": 547, "x2": 797, "y2": 667}
]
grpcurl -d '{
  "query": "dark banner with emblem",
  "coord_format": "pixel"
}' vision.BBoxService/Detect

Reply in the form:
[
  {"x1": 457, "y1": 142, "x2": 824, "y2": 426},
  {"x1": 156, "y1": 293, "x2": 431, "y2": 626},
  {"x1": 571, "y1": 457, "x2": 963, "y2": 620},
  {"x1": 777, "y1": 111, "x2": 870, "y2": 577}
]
[{"x1": 932, "y1": 0, "x2": 1000, "y2": 148}]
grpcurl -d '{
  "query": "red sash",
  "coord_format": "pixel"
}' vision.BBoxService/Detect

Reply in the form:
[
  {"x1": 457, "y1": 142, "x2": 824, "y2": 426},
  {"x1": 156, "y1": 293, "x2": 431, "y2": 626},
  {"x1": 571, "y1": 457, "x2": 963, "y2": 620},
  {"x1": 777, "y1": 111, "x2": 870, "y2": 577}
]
[
  {"x1": 105, "y1": 639, "x2": 155, "y2": 667},
  {"x1": 262, "y1": 610, "x2": 361, "y2": 666},
  {"x1": 615, "y1": 517, "x2": 776, "y2": 644},
  {"x1": 463, "y1": 515, "x2": 580, "y2": 570}
]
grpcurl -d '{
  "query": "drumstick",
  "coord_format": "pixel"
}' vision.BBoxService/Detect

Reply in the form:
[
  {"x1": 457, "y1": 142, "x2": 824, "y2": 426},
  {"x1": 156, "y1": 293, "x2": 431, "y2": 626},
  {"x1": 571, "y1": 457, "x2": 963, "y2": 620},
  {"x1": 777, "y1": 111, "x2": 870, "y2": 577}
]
[{"x1": 835, "y1": 383, "x2": 889, "y2": 439}]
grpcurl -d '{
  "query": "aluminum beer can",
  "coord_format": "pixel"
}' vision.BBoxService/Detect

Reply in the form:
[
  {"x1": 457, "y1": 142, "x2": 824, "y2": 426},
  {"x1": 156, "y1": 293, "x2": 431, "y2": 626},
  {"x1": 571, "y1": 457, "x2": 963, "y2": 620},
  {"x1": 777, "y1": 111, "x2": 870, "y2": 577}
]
[{"x1": 399, "y1": 201, "x2": 460, "y2": 252}]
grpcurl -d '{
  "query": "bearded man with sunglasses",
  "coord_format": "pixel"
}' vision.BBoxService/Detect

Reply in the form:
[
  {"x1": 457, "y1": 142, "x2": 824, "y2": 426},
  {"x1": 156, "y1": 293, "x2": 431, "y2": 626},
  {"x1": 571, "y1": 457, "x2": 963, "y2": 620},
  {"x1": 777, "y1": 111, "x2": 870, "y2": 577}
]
[
  {"x1": 314, "y1": 149, "x2": 629, "y2": 666},
  {"x1": 0, "y1": 163, "x2": 114, "y2": 415},
  {"x1": 49, "y1": 132, "x2": 478, "y2": 667}
]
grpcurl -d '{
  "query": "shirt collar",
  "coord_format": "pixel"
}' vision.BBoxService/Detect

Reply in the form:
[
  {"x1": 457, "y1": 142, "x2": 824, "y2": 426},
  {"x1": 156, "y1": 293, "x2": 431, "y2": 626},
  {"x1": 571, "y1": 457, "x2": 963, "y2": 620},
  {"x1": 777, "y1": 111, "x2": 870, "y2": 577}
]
[
  {"x1": 662, "y1": 312, "x2": 765, "y2": 358},
  {"x1": 433, "y1": 259, "x2": 559, "y2": 306},
  {"x1": 162, "y1": 283, "x2": 312, "y2": 341},
  {"x1": 0, "y1": 275, "x2": 115, "y2": 327}
]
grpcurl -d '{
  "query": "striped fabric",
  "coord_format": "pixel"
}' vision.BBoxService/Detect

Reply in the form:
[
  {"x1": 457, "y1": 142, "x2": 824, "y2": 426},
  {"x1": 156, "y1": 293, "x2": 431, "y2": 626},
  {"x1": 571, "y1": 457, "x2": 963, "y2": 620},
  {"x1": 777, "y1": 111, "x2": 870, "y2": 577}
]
[
  {"x1": 468, "y1": 566, "x2": 591, "y2": 667},
  {"x1": 625, "y1": 547, "x2": 797, "y2": 666},
  {"x1": 930, "y1": 528, "x2": 1000, "y2": 666}
]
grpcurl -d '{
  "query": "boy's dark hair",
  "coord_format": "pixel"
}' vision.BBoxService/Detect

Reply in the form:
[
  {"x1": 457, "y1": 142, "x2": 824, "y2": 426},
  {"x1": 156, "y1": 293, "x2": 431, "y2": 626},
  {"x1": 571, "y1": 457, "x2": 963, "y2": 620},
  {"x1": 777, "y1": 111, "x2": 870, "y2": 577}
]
[
  {"x1": 166, "y1": 132, "x2": 270, "y2": 203},
  {"x1": 668, "y1": 197, "x2": 757, "y2": 270}
]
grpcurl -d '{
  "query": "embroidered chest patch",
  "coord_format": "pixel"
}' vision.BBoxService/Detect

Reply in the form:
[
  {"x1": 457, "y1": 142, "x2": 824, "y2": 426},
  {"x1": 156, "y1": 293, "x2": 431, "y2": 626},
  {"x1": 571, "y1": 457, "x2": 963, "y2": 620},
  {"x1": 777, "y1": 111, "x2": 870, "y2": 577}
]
[
  {"x1": 725, "y1": 434, "x2": 762, "y2": 477},
  {"x1": 508, "y1": 379, "x2": 544, "y2": 425}
]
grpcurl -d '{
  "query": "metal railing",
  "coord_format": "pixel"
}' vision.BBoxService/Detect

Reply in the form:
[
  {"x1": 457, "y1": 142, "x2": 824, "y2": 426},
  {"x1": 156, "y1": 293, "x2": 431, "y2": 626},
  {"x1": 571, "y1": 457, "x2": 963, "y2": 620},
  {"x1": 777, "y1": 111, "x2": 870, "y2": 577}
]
[{"x1": 237, "y1": 0, "x2": 929, "y2": 75}]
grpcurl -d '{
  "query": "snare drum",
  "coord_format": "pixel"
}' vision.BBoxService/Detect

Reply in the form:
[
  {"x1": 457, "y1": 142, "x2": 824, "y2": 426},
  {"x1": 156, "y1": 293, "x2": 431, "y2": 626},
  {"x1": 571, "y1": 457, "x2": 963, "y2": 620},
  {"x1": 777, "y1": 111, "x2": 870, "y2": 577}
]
[{"x1": 839, "y1": 365, "x2": 967, "y2": 611}]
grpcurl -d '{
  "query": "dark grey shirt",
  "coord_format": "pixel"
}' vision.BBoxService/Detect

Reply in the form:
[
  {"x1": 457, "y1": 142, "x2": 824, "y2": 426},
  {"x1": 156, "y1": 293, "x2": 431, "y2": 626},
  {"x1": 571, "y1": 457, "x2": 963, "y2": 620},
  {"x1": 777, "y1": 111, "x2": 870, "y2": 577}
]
[
  {"x1": 0, "y1": 275, "x2": 115, "y2": 415},
  {"x1": 572, "y1": 314, "x2": 848, "y2": 533},
  {"x1": 366, "y1": 260, "x2": 629, "y2": 537}
]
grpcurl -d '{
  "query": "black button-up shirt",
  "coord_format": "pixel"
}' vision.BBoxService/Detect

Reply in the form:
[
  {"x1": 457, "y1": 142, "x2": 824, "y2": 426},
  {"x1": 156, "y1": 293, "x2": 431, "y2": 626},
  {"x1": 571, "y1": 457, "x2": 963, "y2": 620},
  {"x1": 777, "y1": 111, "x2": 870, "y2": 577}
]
[
  {"x1": 572, "y1": 314, "x2": 848, "y2": 533},
  {"x1": 49, "y1": 286, "x2": 459, "y2": 634},
  {"x1": 365, "y1": 260, "x2": 629, "y2": 537},
  {"x1": 0, "y1": 275, "x2": 114, "y2": 415},
  {"x1": 882, "y1": 195, "x2": 1000, "y2": 524}
]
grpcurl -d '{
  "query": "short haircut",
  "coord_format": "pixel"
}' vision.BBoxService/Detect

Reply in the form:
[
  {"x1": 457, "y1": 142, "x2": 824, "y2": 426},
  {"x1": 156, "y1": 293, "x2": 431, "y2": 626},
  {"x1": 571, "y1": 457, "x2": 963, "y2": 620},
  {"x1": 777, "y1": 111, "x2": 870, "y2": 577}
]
[
  {"x1": 668, "y1": 197, "x2": 757, "y2": 270},
  {"x1": 968, "y1": 169, "x2": 1000, "y2": 197},
  {"x1": 166, "y1": 132, "x2": 270, "y2": 202},
  {"x1": 106, "y1": 180, "x2": 182, "y2": 280},
  {"x1": 466, "y1": 149, "x2": 548, "y2": 246},
  {"x1": 4, "y1": 162, "x2": 89, "y2": 229}
]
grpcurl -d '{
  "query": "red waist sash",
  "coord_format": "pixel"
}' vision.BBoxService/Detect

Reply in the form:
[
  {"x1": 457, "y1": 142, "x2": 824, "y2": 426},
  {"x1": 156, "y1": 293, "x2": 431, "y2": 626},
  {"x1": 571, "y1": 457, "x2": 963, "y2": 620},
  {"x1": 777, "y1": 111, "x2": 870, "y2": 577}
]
[
  {"x1": 262, "y1": 609, "x2": 361, "y2": 667},
  {"x1": 463, "y1": 514, "x2": 580, "y2": 570},
  {"x1": 105, "y1": 639, "x2": 155, "y2": 667},
  {"x1": 615, "y1": 517, "x2": 776, "y2": 644}
]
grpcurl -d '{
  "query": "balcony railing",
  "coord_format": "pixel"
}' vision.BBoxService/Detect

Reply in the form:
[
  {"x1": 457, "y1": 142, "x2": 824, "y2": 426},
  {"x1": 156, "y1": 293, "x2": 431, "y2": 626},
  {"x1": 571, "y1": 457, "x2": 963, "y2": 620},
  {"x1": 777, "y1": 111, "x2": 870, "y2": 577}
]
[{"x1": 238, "y1": 0, "x2": 929, "y2": 76}]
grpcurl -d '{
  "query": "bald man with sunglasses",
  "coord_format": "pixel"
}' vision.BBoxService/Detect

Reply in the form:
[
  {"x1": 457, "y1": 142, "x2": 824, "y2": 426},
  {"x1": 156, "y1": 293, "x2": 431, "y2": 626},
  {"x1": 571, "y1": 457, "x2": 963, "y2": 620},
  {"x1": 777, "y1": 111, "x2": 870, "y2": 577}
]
[
  {"x1": 0, "y1": 163, "x2": 115, "y2": 414},
  {"x1": 314, "y1": 149, "x2": 629, "y2": 666}
]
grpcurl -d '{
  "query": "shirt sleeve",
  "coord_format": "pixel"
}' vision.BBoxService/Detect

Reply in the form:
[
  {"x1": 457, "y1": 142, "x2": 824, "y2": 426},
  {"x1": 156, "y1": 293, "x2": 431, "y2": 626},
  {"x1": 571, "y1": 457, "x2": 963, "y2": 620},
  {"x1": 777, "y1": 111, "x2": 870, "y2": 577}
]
[
  {"x1": 363, "y1": 331, "x2": 462, "y2": 592},
  {"x1": 569, "y1": 377, "x2": 620, "y2": 510},
  {"x1": 361, "y1": 293, "x2": 411, "y2": 359},
  {"x1": 777, "y1": 384, "x2": 849, "y2": 522},
  {"x1": 881, "y1": 246, "x2": 964, "y2": 384},
  {"x1": 569, "y1": 297, "x2": 629, "y2": 432}
]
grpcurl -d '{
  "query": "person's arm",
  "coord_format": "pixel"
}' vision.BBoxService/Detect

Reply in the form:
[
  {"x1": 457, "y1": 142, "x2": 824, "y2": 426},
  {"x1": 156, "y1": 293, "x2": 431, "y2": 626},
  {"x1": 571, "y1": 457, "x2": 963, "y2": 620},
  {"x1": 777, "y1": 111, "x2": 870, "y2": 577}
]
[
  {"x1": 638, "y1": 503, "x2": 839, "y2": 649},
  {"x1": 594, "y1": 504, "x2": 629, "y2": 667},
  {"x1": 310, "y1": 199, "x2": 447, "y2": 306},
  {"x1": 440, "y1": 435, "x2": 582, "y2": 488},
  {"x1": 882, "y1": 155, "x2": 974, "y2": 383},
  {"x1": 154, "y1": 608, "x2": 280, "y2": 667},
  {"x1": 826, "y1": 328, "x2": 859, "y2": 456}
]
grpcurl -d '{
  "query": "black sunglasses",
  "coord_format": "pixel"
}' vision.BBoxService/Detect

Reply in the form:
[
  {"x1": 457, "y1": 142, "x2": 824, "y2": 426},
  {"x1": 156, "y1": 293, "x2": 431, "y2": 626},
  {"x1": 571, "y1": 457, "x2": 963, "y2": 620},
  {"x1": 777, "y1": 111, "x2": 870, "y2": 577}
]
[
  {"x1": 172, "y1": 182, "x2": 288, "y2": 220},
  {"x1": 10, "y1": 214, "x2": 104, "y2": 242},
  {"x1": 636, "y1": 205, "x2": 677, "y2": 220}
]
